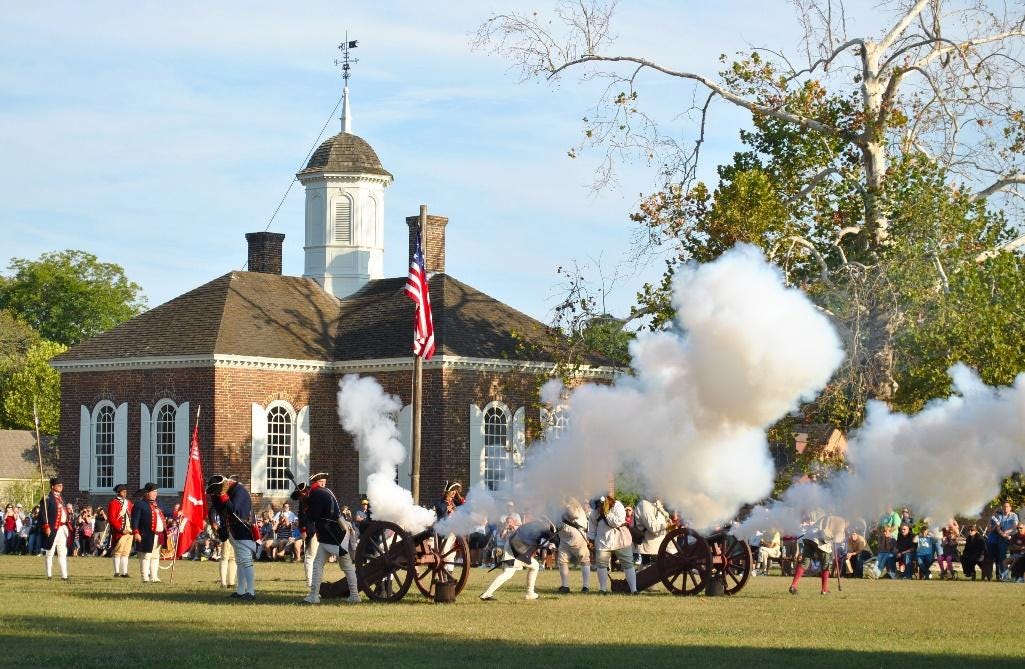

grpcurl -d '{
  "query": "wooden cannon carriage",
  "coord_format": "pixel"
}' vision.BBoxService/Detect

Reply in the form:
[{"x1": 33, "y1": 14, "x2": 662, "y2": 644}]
[
  {"x1": 611, "y1": 527, "x2": 753, "y2": 595},
  {"x1": 321, "y1": 520, "x2": 471, "y2": 602}
]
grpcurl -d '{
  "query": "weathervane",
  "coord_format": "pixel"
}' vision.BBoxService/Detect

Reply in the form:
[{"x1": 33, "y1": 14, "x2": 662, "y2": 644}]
[{"x1": 335, "y1": 33, "x2": 359, "y2": 84}]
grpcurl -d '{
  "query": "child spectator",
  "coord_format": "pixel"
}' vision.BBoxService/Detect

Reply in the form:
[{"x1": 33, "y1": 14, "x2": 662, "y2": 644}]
[
  {"x1": 937, "y1": 526, "x2": 960, "y2": 579},
  {"x1": 876, "y1": 526, "x2": 897, "y2": 579},
  {"x1": 914, "y1": 526, "x2": 939, "y2": 579}
]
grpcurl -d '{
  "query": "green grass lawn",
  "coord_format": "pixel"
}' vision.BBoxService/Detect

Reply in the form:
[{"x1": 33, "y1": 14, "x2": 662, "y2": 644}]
[{"x1": 0, "y1": 555, "x2": 1021, "y2": 668}]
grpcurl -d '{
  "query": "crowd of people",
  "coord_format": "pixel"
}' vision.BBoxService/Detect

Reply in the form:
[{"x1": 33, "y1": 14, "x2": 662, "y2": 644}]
[{"x1": 751, "y1": 502, "x2": 1025, "y2": 587}]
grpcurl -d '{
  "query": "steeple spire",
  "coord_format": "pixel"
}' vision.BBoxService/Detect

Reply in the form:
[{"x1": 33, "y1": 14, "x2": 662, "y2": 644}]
[
  {"x1": 335, "y1": 35, "x2": 358, "y2": 134},
  {"x1": 341, "y1": 85, "x2": 351, "y2": 134}
]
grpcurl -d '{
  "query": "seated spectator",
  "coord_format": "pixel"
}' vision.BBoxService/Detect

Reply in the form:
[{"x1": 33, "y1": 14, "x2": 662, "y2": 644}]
[
  {"x1": 258, "y1": 512, "x2": 274, "y2": 560},
  {"x1": 354, "y1": 498, "x2": 371, "y2": 533},
  {"x1": 271, "y1": 514, "x2": 294, "y2": 560},
  {"x1": 757, "y1": 529, "x2": 781, "y2": 575},
  {"x1": 937, "y1": 526, "x2": 960, "y2": 579},
  {"x1": 877, "y1": 506, "x2": 901, "y2": 538},
  {"x1": 895, "y1": 524, "x2": 915, "y2": 579},
  {"x1": 876, "y1": 526, "x2": 897, "y2": 578},
  {"x1": 844, "y1": 531, "x2": 871, "y2": 578},
  {"x1": 961, "y1": 525, "x2": 988, "y2": 580},
  {"x1": 914, "y1": 526, "x2": 939, "y2": 579},
  {"x1": 987, "y1": 501, "x2": 1019, "y2": 581},
  {"x1": 900, "y1": 507, "x2": 914, "y2": 528}
]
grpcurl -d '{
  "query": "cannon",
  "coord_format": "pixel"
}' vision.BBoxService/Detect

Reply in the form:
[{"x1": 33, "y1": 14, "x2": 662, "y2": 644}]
[
  {"x1": 611, "y1": 527, "x2": 753, "y2": 595},
  {"x1": 321, "y1": 520, "x2": 470, "y2": 602}
]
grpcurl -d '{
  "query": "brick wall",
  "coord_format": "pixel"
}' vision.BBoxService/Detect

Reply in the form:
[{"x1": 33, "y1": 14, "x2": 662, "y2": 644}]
[
  {"x1": 406, "y1": 213, "x2": 448, "y2": 273},
  {"x1": 58, "y1": 367, "x2": 214, "y2": 508},
  {"x1": 58, "y1": 363, "x2": 556, "y2": 512}
]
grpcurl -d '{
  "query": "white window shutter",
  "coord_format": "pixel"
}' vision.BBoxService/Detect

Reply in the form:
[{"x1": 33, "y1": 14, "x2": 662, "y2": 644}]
[
  {"x1": 250, "y1": 403, "x2": 267, "y2": 494},
  {"x1": 396, "y1": 405, "x2": 412, "y2": 492},
  {"x1": 139, "y1": 404, "x2": 151, "y2": 488},
  {"x1": 173, "y1": 402, "x2": 190, "y2": 491},
  {"x1": 113, "y1": 402, "x2": 128, "y2": 493},
  {"x1": 468, "y1": 404, "x2": 484, "y2": 489},
  {"x1": 295, "y1": 406, "x2": 310, "y2": 484},
  {"x1": 79, "y1": 406, "x2": 91, "y2": 492},
  {"x1": 512, "y1": 407, "x2": 526, "y2": 468}
]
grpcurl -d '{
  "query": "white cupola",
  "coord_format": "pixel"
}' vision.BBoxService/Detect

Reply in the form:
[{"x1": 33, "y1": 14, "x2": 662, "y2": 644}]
[{"x1": 297, "y1": 86, "x2": 393, "y2": 299}]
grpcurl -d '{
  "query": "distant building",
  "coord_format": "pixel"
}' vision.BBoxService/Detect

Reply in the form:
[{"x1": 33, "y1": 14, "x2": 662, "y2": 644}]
[
  {"x1": 0, "y1": 429, "x2": 55, "y2": 499},
  {"x1": 51, "y1": 89, "x2": 615, "y2": 508}
]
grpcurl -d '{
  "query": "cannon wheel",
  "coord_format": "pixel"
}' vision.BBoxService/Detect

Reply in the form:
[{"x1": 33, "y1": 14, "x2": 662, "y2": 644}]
[
  {"x1": 412, "y1": 533, "x2": 471, "y2": 600},
  {"x1": 656, "y1": 527, "x2": 713, "y2": 596},
  {"x1": 710, "y1": 534, "x2": 752, "y2": 595},
  {"x1": 354, "y1": 520, "x2": 416, "y2": 602}
]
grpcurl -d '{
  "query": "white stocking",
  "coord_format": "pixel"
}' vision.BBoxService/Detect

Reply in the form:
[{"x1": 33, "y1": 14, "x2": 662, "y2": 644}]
[
  {"x1": 625, "y1": 566, "x2": 637, "y2": 593},
  {"x1": 526, "y1": 563, "x2": 539, "y2": 595},
  {"x1": 558, "y1": 562, "x2": 570, "y2": 587},
  {"x1": 482, "y1": 567, "x2": 518, "y2": 597},
  {"x1": 597, "y1": 566, "x2": 609, "y2": 592},
  {"x1": 581, "y1": 565, "x2": 591, "y2": 589}
]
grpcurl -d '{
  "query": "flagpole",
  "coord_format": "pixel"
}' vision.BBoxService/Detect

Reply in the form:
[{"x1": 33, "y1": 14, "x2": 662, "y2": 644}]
[
  {"x1": 170, "y1": 405, "x2": 201, "y2": 585},
  {"x1": 410, "y1": 204, "x2": 427, "y2": 506}
]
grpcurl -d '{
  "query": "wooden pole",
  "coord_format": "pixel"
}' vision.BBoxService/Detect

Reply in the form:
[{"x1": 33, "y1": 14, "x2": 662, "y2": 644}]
[
  {"x1": 410, "y1": 204, "x2": 427, "y2": 505},
  {"x1": 33, "y1": 397, "x2": 48, "y2": 527}
]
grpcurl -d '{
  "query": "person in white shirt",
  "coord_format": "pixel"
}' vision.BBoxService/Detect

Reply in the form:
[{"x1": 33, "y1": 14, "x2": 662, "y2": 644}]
[{"x1": 588, "y1": 495, "x2": 637, "y2": 594}]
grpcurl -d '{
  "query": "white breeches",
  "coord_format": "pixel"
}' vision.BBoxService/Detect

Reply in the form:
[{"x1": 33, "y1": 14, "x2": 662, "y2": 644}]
[
  {"x1": 139, "y1": 549, "x2": 162, "y2": 582},
  {"x1": 304, "y1": 535, "x2": 319, "y2": 587},
  {"x1": 220, "y1": 538, "x2": 236, "y2": 587},
  {"x1": 482, "y1": 558, "x2": 539, "y2": 597},
  {"x1": 45, "y1": 526, "x2": 69, "y2": 579}
]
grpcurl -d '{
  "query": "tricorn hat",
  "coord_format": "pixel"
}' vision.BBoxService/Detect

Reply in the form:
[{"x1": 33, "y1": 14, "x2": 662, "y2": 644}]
[
  {"x1": 114, "y1": 483, "x2": 128, "y2": 494},
  {"x1": 205, "y1": 474, "x2": 229, "y2": 495},
  {"x1": 141, "y1": 482, "x2": 158, "y2": 493},
  {"x1": 309, "y1": 472, "x2": 328, "y2": 484},
  {"x1": 445, "y1": 480, "x2": 462, "y2": 494},
  {"x1": 49, "y1": 476, "x2": 63, "y2": 487},
  {"x1": 289, "y1": 481, "x2": 309, "y2": 500}
]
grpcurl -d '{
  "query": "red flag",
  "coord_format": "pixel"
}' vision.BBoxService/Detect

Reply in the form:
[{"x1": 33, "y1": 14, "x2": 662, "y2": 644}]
[
  {"x1": 404, "y1": 224, "x2": 435, "y2": 359},
  {"x1": 175, "y1": 417, "x2": 206, "y2": 558}
]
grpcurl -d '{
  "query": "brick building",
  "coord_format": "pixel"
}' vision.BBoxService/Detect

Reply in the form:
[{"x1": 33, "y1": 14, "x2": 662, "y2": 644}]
[{"x1": 51, "y1": 92, "x2": 615, "y2": 509}]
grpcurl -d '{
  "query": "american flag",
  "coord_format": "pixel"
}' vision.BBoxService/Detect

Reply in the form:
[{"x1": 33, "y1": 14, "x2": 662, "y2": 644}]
[{"x1": 404, "y1": 225, "x2": 435, "y2": 359}]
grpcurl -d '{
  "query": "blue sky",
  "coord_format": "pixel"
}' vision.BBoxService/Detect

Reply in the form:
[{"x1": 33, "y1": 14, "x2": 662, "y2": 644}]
[{"x1": 1, "y1": 2, "x2": 836, "y2": 324}]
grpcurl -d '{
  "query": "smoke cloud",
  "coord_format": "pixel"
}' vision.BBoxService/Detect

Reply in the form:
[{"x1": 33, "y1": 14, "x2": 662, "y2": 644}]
[
  {"x1": 738, "y1": 364, "x2": 1025, "y2": 537},
  {"x1": 441, "y1": 244, "x2": 845, "y2": 533},
  {"x1": 337, "y1": 374, "x2": 436, "y2": 534}
]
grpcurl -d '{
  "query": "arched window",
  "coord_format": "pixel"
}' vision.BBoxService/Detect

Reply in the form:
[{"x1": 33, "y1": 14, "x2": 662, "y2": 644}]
[
  {"x1": 94, "y1": 404, "x2": 116, "y2": 489},
  {"x1": 483, "y1": 406, "x2": 511, "y2": 492},
  {"x1": 334, "y1": 194, "x2": 353, "y2": 243},
  {"x1": 266, "y1": 405, "x2": 294, "y2": 492},
  {"x1": 154, "y1": 403, "x2": 177, "y2": 489},
  {"x1": 366, "y1": 196, "x2": 378, "y2": 245}
]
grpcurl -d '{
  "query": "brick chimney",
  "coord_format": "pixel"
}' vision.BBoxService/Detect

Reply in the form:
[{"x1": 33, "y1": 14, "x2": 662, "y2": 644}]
[
  {"x1": 407, "y1": 207, "x2": 448, "y2": 274},
  {"x1": 245, "y1": 232, "x2": 285, "y2": 275}
]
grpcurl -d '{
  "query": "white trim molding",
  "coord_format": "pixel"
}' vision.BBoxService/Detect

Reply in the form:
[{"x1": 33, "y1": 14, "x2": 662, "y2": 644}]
[{"x1": 52, "y1": 353, "x2": 620, "y2": 379}]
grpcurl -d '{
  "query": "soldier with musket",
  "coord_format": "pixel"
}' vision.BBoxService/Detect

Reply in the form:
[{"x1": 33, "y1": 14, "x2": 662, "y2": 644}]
[
  {"x1": 480, "y1": 518, "x2": 557, "y2": 601},
  {"x1": 131, "y1": 482, "x2": 167, "y2": 583},
  {"x1": 207, "y1": 474, "x2": 257, "y2": 601},
  {"x1": 205, "y1": 478, "x2": 236, "y2": 590},
  {"x1": 301, "y1": 473, "x2": 359, "y2": 604},
  {"x1": 40, "y1": 477, "x2": 72, "y2": 580},
  {"x1": 290, "y1": 481, "x2": 317, "y2": 588},
  {"x1": 107, "y1": 483, "x2": 133, "y2": 578}
]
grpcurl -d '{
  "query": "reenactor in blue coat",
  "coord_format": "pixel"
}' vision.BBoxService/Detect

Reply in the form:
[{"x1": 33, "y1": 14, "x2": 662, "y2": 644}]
[
  {"x1": 131, "y1": 482, "x2": 167, "y2": 583},
  {"x1": 301, "y1": 473, "x2": 359, "y2": 604},
  {"x1": 207, "y1": 474, "x2": 257, "y2": 601},
  {"x1": 205, "y1": 479, "x2": 236, "y2": 590}
]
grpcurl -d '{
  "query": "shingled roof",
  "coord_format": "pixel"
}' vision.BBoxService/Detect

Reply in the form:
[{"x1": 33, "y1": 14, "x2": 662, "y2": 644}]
[
  {"x1": 53, "y1": 272, "x2": 343, "y2": 362},
  {"x1": 53, "y1": 271, "x2": 585, "y2": 365},
  {"x1": 298, "y1": 132, "x2": 392, "y2": 179}
]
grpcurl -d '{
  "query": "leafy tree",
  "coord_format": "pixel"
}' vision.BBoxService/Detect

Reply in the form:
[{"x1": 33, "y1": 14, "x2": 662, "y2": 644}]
[
  {"x1": 1, "y1": 339, "x2": 66, "y2": 435},
  {"x1": 477, "y1": 0, "x2": 1025, "y2": 421},
  {"x1": 0, "y1": 250, "x2": 146, "y2": 347},
  {"x1": 0, "y1": 309, "x2": 41, "y2": 429}
]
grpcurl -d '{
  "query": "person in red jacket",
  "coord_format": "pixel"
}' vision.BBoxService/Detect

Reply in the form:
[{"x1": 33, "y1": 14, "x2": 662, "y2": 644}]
[
  {"x1": 107, "y1": 483, "x2": 133, "y2": 578},
  {"x1": 39, "y1": 477, "x2": 71, "y2": 580}
]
